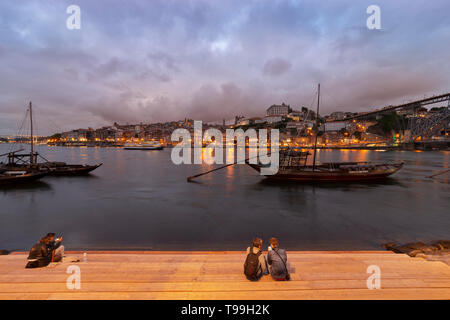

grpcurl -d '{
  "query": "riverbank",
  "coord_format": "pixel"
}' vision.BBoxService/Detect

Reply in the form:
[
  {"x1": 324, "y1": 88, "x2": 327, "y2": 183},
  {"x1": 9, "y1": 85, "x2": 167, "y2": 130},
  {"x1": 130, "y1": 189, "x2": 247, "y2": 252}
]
[
  {"x1": 4, "y1": 141, "x2": 450, "y2": 151},
  {"x1": 1, "y1": 251, "x2": 449, "y2": 300}
]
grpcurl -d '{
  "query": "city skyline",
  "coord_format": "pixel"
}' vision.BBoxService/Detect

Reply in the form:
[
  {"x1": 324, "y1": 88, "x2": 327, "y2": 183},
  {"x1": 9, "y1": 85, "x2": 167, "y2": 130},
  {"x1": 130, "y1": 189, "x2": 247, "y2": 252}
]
[{"x1": 1, "y1": 0, "x2": 449, "y2": 135}]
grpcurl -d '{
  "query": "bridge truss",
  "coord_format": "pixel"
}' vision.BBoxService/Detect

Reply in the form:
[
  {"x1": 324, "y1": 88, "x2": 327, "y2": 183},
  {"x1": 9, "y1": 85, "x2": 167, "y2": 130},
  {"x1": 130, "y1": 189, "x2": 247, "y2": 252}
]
[{"x1": 410, "y1": 99, "x2": 450, "y2": 141}]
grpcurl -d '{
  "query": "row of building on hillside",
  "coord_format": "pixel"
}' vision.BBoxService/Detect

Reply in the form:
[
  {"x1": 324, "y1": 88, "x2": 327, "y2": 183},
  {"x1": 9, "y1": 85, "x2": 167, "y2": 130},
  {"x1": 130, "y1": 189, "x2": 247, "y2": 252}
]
[{"x1": 58, "y1": 118, "x2": 228, "y2": 144}]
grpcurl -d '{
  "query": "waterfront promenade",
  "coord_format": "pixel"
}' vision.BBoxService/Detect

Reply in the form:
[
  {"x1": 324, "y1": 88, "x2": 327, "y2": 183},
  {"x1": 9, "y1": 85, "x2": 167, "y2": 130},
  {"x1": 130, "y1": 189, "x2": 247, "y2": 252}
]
[{"x1": 1, "y1": 251, "x2": 449, "y2": 300}]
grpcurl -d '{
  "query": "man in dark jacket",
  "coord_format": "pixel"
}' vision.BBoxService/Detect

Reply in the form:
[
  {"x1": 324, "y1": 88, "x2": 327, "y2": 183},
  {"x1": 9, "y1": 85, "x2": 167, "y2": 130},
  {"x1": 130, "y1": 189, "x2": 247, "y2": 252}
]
[
  {"x1": 267, "y1": 237, "x2": 289, "y2": 281},
  {"x1": 26, "y1": 236, "x2": 52, "y2": 268}
]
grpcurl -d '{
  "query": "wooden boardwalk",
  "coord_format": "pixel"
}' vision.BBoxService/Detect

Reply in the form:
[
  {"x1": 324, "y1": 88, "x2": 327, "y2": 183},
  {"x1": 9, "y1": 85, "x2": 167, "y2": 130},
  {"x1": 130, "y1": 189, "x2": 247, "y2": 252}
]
[{"x1": 1, "y1": 251, "x2": 449, "y2": 300}]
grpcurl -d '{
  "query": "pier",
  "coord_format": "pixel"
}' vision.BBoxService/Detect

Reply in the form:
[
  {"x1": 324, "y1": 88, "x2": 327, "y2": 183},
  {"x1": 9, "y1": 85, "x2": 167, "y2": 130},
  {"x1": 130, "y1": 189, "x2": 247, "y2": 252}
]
[{"x1": 1, "y1": 251, "x2": 449, "y2": 300}]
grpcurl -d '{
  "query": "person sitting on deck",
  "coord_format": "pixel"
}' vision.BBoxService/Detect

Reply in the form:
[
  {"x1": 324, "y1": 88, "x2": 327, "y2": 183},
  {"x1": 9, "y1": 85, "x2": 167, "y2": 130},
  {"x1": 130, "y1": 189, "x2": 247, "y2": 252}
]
[
  {"x1": 26, "y1": 235, "x2": 52, "y2": 268},
  {"x1": 267, "y1": 237, "x2": 290, "y2": 281},
  {"x1": 25, "y1": 233, "x2": 65, "y2": 269},
  {"x1": 46, "y1": 233, "x2": 64, "y2": 263},
  {"x1": 244, "y1": 237, "x2": 268, "y2": 281}
]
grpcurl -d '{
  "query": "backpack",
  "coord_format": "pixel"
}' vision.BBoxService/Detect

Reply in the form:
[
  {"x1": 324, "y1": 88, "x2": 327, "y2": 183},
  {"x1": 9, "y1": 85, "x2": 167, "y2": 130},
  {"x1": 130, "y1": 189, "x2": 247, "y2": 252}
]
[{"x1": 244, "y1": 248, "x2": 261, "y2": 280}]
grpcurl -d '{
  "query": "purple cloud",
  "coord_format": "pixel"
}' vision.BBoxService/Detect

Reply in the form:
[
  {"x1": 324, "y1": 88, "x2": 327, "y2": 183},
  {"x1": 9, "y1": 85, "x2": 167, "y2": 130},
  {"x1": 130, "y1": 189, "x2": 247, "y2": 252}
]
[{"x1": 0, "y1": 0, "x2": 449, "y2": 135}]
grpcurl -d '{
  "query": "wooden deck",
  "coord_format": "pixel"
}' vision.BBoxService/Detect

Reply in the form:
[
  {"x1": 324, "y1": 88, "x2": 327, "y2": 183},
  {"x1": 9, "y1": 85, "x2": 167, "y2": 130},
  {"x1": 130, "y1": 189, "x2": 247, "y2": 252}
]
[{"x1": 1, "y1": 251, "x2": 449, "y2": 300}]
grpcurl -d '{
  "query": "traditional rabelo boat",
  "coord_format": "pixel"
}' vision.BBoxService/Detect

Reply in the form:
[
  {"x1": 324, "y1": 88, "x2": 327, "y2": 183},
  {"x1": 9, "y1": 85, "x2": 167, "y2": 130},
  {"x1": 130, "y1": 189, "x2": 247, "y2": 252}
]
[
  {"x1": 246, "y1": 148, "x2": 404, "y2": 182},
  {"x1": 187, "y1": 84, "x2": 404, "y2": 183},
  {"x1": 246, "y1": 84, "x2": 404, "y2": 182},
  {"x1": 1, "y1": 102, "x2": 102, "y2": 176},
  {"x1": 0, "y1": 168, "x2": 47, "y2": 186}
]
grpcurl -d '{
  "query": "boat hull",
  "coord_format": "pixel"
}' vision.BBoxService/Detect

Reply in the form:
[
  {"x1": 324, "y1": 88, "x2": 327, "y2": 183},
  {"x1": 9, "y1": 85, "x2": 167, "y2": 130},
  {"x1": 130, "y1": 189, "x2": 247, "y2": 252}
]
[
  {"x1": 123, "y1": 146, "x2": 164, "y2": 150},
  {"x1": 247, "y1": 163, "x2": 404, "y2": 182},
  {"x1": 0, "y1": 172, "x2": 47, "y2": 185},
  {"x1": 1, "y1": 163, "x2": 103, "y2": 176},
  {"x1": 45, "y1": 164, "x2": 103, "y2": 176}
]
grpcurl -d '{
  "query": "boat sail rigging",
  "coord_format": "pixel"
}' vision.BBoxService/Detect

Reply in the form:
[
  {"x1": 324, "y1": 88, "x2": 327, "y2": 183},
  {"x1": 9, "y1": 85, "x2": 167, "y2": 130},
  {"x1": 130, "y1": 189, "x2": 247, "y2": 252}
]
[
  {"x1": 246, "y1": 84, "x2": 405, "y2": 182},
  {"x1": 1, "y1": 102, "x2": 102, "y2": 176}
]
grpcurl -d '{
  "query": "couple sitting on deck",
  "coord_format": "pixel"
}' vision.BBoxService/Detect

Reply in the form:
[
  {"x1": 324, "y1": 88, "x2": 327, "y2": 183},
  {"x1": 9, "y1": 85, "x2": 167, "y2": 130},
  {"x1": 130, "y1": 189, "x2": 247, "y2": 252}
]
[
  {"x1": 244, "y1": 237, "x2": 290, "y2": 281},
  {"x1": 25, "y1": 233, "x2": 64, "y2": 268}
]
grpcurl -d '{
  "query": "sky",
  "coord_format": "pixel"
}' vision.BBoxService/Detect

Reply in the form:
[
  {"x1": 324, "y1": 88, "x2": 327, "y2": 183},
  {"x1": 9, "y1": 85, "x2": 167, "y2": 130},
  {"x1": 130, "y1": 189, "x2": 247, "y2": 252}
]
[{"x1": 0, "y1": 0, "x2": 449, "y2": 135}]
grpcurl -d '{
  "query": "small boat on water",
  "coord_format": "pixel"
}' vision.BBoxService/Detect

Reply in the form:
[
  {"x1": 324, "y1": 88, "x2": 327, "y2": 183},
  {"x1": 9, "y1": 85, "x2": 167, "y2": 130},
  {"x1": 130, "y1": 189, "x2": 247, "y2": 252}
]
[
  {"x1": 0, "y1": 169, "x2": 47, "y2": 186},
  {"x1": 123, "y1": 141, "x2": 164, "y2": 150},
  {"x1": 41, "y1": 162, "x2": 102, "y2": 176},
  {"x1": 246, "y1": 149, "x2": 404, "y2": 182},
  {"x1": 247, "y1": 84, "x2": 404, "y2": 182},
  {"x1": 187, "y1": 83, "x2": 405, "y2": 183},
  {"x1": 1, "y1": 102, "x2": 102, "y2": 176},
  {"x1": 1, "y1": 151, "x2": 103, "y2": 176}
]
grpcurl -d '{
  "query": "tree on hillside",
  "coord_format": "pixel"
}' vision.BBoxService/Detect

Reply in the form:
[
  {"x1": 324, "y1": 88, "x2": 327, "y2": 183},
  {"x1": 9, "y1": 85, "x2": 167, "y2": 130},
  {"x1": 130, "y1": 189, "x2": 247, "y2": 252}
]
[
  {"x1": 49, "y1": 133, "x2": 62, "y2": 140},
  {"x1": 379, "y1": 113, "x2": 404, "y2": 134}
]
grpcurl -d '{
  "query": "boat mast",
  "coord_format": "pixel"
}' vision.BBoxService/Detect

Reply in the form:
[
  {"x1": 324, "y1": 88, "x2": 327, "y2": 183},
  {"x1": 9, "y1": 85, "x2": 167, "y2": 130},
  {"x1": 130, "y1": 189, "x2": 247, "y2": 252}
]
[
  {"x1": 312, "y1": 84, "x2": 320, "y2": 171},
  {"x1": 29, "y1": 101, "x2": 34, "y2": 164}
]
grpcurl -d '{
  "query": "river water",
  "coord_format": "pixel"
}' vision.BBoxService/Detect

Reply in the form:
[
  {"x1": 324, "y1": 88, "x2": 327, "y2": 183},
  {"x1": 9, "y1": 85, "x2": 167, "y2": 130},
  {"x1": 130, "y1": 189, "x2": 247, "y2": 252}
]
[{"x1": 0, "y1": 144, "x2": 449, "y2": 251}]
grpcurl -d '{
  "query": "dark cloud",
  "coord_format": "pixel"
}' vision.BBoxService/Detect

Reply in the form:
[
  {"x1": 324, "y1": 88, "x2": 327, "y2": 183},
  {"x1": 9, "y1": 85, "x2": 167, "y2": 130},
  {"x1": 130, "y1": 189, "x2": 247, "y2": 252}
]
[
  {"x1": 0, "y1": 0, "x2": 449, "y2": 135},
  {"x1": 263, "y1": 58, "x2": 292, "y2": 76}
]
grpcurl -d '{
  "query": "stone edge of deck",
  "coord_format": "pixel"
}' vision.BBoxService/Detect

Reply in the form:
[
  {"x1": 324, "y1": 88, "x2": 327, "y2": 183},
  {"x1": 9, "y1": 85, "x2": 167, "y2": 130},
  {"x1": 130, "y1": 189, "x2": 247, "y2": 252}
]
[{"x1": 8, "y1": 250, "x2": 394, "y2": 255}]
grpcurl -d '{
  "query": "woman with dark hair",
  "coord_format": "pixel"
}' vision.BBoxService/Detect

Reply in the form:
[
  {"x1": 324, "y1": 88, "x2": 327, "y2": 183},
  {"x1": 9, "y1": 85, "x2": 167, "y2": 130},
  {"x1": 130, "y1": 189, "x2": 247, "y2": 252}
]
[
  {"x1": 26, "y1": 235, "x2": 52, "y2": 268},
  {"x1": 46, "y1": 233, "x2": 64, "y2": 263}
]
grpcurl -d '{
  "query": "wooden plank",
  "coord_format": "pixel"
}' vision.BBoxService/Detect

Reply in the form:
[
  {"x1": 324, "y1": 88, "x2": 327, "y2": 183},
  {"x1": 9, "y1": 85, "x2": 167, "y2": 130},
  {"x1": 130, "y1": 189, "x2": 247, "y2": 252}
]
[
  {"x1": 0, "y1": 278, "x2": 449, "y2": 293},
  {"x1": 1, "y1": 288, "x2": 450, "y2": 300},
  {"x1": 1, "y1": 252, "x2": 449, "y2": 300}
]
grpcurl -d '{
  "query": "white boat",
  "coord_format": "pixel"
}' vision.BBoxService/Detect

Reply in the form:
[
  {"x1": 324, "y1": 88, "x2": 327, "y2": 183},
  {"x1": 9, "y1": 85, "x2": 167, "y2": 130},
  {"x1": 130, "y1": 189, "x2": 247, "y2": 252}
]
[{"x1": 123, "y1": 141, "x2": 164, "y2": 150}]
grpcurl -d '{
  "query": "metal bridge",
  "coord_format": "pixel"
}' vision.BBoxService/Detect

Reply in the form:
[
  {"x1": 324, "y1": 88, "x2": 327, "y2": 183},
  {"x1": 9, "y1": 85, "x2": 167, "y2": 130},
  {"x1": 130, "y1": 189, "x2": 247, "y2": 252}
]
[
  {"x1": 347, "y1": 93, "x2": 450, "y2": 120},
  {"x1": 410, "y1": 103, "x2": 450, "y2": 140},
  {"x1": 347, "y1": 93, "x2": 450, "y2": 142}
]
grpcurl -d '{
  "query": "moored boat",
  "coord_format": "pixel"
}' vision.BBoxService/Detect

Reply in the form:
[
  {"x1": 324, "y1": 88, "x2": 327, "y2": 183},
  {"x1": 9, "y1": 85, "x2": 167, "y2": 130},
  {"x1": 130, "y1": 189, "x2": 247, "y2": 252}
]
[
  {"x1": 42, "y1": 162, "x2": 102, "y2": 176},
  {"x1": 123, "y1": 141, "x2": 164, "y2": 150},
  {"x1": 0, "y1": 170, "x2": 47, "y2": 186},
  {"x1": 247, "y1": 149, "x2": 404, "y2": 182},
  {"x1": 1, "y1": 102, "x2": 102, "y2": 176},
  {"x1": 1, "y1": 155, "x2": 102, "y2": 176},
  {"x1": 247, "y1": 84, "x2": 405, "y2": 182}
]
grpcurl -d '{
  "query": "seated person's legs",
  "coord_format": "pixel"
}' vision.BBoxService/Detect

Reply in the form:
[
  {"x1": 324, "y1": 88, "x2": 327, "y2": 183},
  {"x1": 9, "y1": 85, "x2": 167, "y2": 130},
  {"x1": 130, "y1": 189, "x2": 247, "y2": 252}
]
[{"x1": 53, "y1": 245, "x2": 65, "y2": 262}]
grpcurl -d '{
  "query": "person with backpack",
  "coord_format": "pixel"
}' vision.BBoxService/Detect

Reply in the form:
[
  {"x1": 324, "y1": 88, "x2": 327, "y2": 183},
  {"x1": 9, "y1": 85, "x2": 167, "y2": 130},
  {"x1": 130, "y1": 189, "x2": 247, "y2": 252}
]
[
  {"x1": 244, "y1": 237, "x2": 268, "y2": 281},
  {"x1": 25, "y1": 233, "x2": 65, "y2": 268},
  {"x1": 267, "y1": 237, "x2": 290, "y2": 281}
]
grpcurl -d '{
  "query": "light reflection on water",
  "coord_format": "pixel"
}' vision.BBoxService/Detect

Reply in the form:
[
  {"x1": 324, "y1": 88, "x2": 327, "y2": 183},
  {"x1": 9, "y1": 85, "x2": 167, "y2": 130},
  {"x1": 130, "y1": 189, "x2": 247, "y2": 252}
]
[{"x1": 0, "y1": 144, "x2": 449, "y2": 251}]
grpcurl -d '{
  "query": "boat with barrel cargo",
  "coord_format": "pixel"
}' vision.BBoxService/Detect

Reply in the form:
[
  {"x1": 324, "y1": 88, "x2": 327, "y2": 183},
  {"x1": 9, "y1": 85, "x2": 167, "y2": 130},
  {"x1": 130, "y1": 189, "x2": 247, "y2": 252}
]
[
  {"x1": 184, "y1": 84, "x2": 404, "y2": 183},
  {"x1": 1, "y1": 102, "x2": 102, "y2": 176},
  {"x1": 246, "y1": 148, "x2": 404, "y2": 182}
]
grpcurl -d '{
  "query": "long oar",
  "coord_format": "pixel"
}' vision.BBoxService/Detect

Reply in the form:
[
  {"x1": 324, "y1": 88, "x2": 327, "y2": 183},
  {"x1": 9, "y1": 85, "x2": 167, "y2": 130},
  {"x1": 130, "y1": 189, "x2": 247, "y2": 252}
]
[
  {"x1": 427, "y1": 168, "x2": 450, "y2": 179},
  {"x1": 187, "y1": 163, "x2": 238, "y2": 182},
  {"x1": 187, "y1": 153, "x2": 264, "y2": 182},
  {"x1": 0, "y1": 148, "x2": 24, "y2": 157}
]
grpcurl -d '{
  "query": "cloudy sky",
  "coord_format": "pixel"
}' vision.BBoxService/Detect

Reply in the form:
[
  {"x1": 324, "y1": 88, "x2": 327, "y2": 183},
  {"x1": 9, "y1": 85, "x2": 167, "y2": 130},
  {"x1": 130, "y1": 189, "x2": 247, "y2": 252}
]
[{"x1": 0, "y1": 0, "x2": 449, "y2": 135}]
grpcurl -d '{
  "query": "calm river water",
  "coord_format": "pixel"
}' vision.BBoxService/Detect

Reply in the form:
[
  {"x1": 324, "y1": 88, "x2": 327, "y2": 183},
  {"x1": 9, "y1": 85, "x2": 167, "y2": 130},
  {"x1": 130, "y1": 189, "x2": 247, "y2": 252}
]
[{"x1": 0, "y1": 144, "x2": 449, "y2": 251}]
